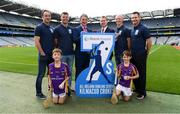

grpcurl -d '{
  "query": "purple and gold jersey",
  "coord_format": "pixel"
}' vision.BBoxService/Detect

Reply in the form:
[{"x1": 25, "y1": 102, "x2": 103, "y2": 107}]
[
  {"x1": 49, "y1": 62, "x2": 70, "y2": 94},
  {"x1": 117, "y1": 63, "x2": 137, "y2": 88}
]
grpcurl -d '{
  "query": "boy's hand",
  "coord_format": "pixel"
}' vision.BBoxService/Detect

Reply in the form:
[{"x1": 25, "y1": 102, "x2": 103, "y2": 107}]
[
  {"x1": 66, "y1": 77, "x2": 70, "y2": 80},
  {"x1": 59, "y1": 77, "x2": 69, "y2": 89},
  {"x1": 48, "y1": 81, "x2": 51, "y2": 86},
  {"x1": 124, "y1": 76, "x2": 131, "y2": 80},
  {"x1": 48, "y1": 82, "x2": 51, "y2": 90},
  {"x1": 59, "y1": 83, "x2": 64, "y2": 89}
]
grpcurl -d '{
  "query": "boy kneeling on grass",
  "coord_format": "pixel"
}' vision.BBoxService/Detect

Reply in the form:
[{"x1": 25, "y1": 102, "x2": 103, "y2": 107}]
[
  {"x1": 48, "y1": 48, "x2": 70, "y2": 104},
  {"x1": 116, "y1": 50, "x2": 139, "y2": 102}
]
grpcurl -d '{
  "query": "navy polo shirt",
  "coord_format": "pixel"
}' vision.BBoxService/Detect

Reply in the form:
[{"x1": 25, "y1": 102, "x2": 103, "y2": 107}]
[
  {"x1": 115, "y1": 25, "x2": 130, "y2": 56},
  {"x1": 34, "y1": 23, "x2": 54, "y2": 55},
  {"x1": 130, "y1": 23, "x2": 151, "y2": 54},
  {"x1": 53, "y1": 24, "x2": 74, "y2": 55}
]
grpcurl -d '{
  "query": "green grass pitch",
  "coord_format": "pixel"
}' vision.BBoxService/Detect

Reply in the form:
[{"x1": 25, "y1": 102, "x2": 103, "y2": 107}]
[{"x1": 0, "y1": 45, "x2": 180, "y2": 94}]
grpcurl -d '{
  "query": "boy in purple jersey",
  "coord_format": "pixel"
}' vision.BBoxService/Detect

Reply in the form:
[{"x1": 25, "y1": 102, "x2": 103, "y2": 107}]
[
  {"x1": 116, "y1": 50, "x2": 139, "y2": 102},
  {"x1": 48, "y1": 48, "x2": 70, "y2": 104}
]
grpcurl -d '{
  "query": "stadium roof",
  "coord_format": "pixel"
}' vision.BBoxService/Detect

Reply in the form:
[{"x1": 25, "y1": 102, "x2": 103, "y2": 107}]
[
  {"x1": 0, "y1": 0, "x2": 175, "y2": 23},
  {"x1": 0, "y1": 0, "x2": 60, "y2": 20}
]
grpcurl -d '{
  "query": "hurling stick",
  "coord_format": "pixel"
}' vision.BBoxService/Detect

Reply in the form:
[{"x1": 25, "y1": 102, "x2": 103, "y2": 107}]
[
  {"x1": 111, "y1": 70, "x2": 118, "y2": 104},
  {"x1": 42, "y1": 86, "x2": 53, "y2": 109}
]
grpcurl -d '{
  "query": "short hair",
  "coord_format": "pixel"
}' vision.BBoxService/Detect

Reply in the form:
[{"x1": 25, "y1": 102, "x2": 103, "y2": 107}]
[
  {"x1": 80, "y1": 14, "x2": 88, "y2": 20},
  {"x1": 52, "y1": 48, "x2": 62, "y2": 54},
  {"x1": 115, "y1": 15, "x2": 124, "y2": 19},
  {"x1": 123, "y1": 50, "x2": 131, "y2": 57},
  {"x1": 41, "y1": 10, "x2": 51, "y2": 17},
  {"x1": 132, "y1": 11, "x2": 140, "y2": 16},
  {"x1": 60, "y1": 12, "x2": 69, "y2": 17},
  {"x1": 101, "y1": 16, "x2": 108, "y2": 20}
]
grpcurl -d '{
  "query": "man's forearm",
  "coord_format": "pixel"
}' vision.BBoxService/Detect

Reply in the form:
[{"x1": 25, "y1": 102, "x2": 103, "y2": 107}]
[
  {"x1": 34, "y1": 36, "x2": 45, "y2": 55},
  {"x1": 127, "y1": 38, "x2": 131, "y2": 50},
  {"x1": 146, "y1": 38, "x2": 152, "y2": 54}
]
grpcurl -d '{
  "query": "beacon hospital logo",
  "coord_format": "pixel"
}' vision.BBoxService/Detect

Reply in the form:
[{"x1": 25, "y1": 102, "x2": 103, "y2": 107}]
[{"x1": 75, "y1": 32, "x2": 115, "y2": 98}]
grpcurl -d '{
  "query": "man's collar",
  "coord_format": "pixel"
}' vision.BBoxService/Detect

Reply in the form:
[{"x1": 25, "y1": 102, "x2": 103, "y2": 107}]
[
  {"x1": 81, "y1": 25, "x2": 87, "y2": 28},
  {"x1": 102, "y1": 26, "x2": 108, "y2": 32},
  {"x1": 61, "y1": 23, "x2": 68, "y2": 28}
]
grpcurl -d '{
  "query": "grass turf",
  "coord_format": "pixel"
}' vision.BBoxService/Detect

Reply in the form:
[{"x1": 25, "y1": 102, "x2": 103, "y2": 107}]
[
  {"x1": 0, "y1": 45, "x2": 180, "y2": 95},
  {"x1": 147, "y1": 45, "x2": 180, "y2": 94},
  {"x1": 0, "y1": 47, "x2": 37, "y2": 75},
  {"x1": 1, "y1": 71, "x2": 180, "y2": 113}
]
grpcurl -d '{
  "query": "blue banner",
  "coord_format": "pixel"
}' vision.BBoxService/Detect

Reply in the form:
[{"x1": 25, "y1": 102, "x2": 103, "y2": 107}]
[{"x1": 75, "y1": 32, "x2": 115, "y2": 97}]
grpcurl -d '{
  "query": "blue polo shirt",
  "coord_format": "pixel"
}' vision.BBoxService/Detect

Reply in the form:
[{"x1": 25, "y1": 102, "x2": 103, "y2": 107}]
[
  {"x1": 53, "y1": 24, "x2": 74, "y2": 55},
  {"x1": 115, "y1": 25, "x2": 130, "y2": 56},
  {"x1": 34, "y1": 23, "x2": 54, "y2": 55},
  {"x1": 130, "y1": 23, "x2": 151, "y2": 54}
]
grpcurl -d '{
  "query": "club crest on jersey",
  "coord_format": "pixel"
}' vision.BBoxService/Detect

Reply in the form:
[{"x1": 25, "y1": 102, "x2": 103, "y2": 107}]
[
  {"x1": 68, "y1": 29, "x2": 72, "y2": 34},
  {"x1": 118, "y1": 30, "x2": 122, "y2": 35},
  {"x1": 50, "y1": 28, "x2": 53, "y2": 33},
  {"x1": 135, "y1": 30, "x2": 139, "y2": 35}
]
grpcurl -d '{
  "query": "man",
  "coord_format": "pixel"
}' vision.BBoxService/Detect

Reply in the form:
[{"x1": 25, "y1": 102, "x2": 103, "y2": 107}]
[
  {"x1": 73, "y1": 14, "x2": 91, "y2": 81},
  {"x1": 114, "y1": 15, "x2": 131, "y2": 65},
  {"x1": 130, "y1": 12, "x2": 152, "y2": 100},
  {"x1": 34, "y1": 10, "x2": 54, "y2": 99},
  {"x1": 53, "y1": 12, "x2": 74, "y2": 93},
  {"x1": 100, "y1": 16, "x2": 114, "y2": 60}
]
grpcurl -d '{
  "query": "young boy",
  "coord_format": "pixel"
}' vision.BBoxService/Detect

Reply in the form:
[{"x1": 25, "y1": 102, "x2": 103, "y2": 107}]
[
  {"x1": 116, "y1": 50, "x2": 139, "y2": 102},
  {"x1": 48, "y1": 48, "x2": 70, "y2": 104}
]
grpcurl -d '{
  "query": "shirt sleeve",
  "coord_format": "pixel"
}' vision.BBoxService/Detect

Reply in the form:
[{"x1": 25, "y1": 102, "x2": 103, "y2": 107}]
[
  {"x1": 72, "y1": 27, "x2": 80, "y2": 41},
  {"x1": 142, "y1": 27, "x2": 151, "y2": 40},
  {"x1": 131, "y1": 64, "x2": 139, "y2": 76},
  {"x1": 126, "y1": 28, "x2": 131, "y2": 38},
  {"x1": 65, "y1": 64, "x2": 71, "y2": 78},
  {"x1": 34, "y1": 25, "x2": 41, "y2": 37},
  {"x1": 53, "y1": 27, "x2": 60, "y2": 39},
  {"x1": 117, "y1": 64, "x2": 122, "y2": 71}
]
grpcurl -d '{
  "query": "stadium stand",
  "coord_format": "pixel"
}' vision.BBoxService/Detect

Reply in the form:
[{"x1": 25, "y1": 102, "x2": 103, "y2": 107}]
[
  {"x1": 0, "y1": 37, "x2": 12, "y2": 46},
  {"x1": 150, "y1": 37, "x2": 157, "y2": 45},
  {"x1": 16, "y1": 37, "x2": 34, "y2": 45},
  {"x1": 0, "y1": 0, "x2": 179, "y2": 46},
  {"x1": 156, "y1": 36, "x2": 168, "y2": 45},
  {"x1": 166, "y1": 36, "x2": 180, "y2": 45}
]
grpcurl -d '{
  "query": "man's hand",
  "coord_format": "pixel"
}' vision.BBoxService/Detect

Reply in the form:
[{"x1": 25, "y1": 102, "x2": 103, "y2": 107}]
[{"x1": 40, "y1": 51, "x2": 46, "y2": 56}]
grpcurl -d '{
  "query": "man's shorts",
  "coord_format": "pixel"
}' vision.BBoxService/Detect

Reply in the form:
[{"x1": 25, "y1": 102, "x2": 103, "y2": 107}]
[
  {"x1": 53, "y1": 92, "x2": 66, "y2": 98},
  {"x1": 116, "y1": 84, "x2": 132, "y2": 96}
]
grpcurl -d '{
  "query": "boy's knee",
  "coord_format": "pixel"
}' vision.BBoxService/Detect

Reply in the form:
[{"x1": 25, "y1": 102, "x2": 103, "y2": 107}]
[
  {"x1": 124, "y1": 97, "x2": 130, "y2": 102},
  {"x1": 53, "y1": 98, "x2": 58, "y2": 104},
  {"x1": 58, "y1": 101, "x2": 64, "y2": 104},
  {"x1": 58, "y1": 100, "x2": 65, "y2": 104},
  {"x1": 58, "y1": 97, "x2": 66, "y2": 104},
  {"x1": 53, "y1": 100, "x2": 58, "y2": 104}
]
